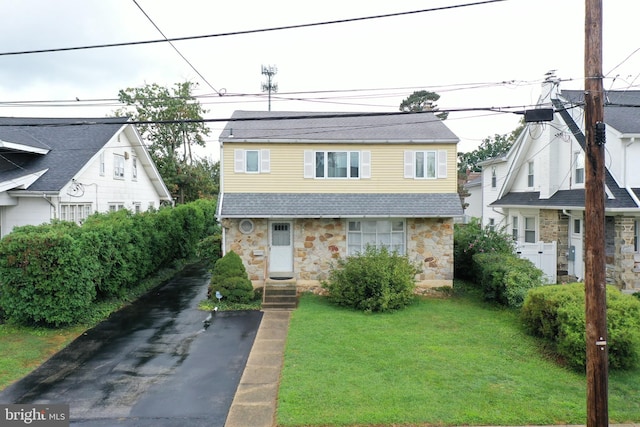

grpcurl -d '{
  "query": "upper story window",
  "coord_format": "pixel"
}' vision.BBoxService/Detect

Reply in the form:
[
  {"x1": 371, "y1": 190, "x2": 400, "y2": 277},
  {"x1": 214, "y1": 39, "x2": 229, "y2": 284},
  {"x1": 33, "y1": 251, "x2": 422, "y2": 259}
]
[
  {"x1": 234, "y1": 149, "x2": 270, "y2": 174},
  {"x1": 404, "y1": 150, "x2": 447, "y2": 179},
  {"x1": 132, "y1": 157, "x2": 138, "y2": 181},
  {"x1": 574, "y1": 151, "x2": 585, "y2": 185},
  {"x1": 304, "y1": 150, "x2": 370, "y2": 179},
  {"x1": 99, "y1": 152, "x2": 105, "y2": 176},
  {"x1": 114, "y1": 154, "x2": 125, "y2": 179},
  {"x1": 527, "y1": 161, "x2": 534, "y2": 187},
  {"x1": 491, "y1": 167, "x2": 497, "y2": 188}
]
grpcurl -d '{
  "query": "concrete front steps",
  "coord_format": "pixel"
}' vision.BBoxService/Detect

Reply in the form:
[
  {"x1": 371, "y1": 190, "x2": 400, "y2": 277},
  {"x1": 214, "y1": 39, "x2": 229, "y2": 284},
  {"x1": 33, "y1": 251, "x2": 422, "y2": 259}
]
[{"x1": 263, "y1": 278, "x2": 298, "y2": 310}]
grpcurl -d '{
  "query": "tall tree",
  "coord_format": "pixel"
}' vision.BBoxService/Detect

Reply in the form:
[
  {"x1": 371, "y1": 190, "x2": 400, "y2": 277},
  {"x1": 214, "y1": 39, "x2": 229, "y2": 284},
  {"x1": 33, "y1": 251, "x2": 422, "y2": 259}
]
[
  {"x1": 115, "y1": 82, "x2": 217, "y2": 202},
  {"x1": 399, "y1": 90, "x2": 448, "y2": 120},
  {"x1": 457, "y1": 119, "x2": 525, "y2": 174}
]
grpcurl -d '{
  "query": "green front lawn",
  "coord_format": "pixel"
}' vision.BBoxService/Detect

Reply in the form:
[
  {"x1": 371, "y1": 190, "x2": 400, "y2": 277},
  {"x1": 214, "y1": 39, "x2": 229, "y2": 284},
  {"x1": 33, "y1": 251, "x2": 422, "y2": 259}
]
[{"x1": 277, "y1": 292, "x2": 640, "y2": 426}]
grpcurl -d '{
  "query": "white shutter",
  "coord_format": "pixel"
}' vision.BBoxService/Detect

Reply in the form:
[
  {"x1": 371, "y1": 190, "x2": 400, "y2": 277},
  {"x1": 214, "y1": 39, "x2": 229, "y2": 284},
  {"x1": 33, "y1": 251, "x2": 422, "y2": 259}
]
[
  {"x1": 361, "y1": 151, "x2": 371, "y2": 178},
  {"x1": 234, "y1": 149, "x2": 244, "y2": 173},
  {"x1": 404, "y1": 151, "x2": 414, "y2": 178},
  {"x1": 437, "y1": 150, "x2": 447, "y2": 178},
  {"x1": 304, "y1": 150, "x2": 314, "y2": 178},
  {"x1": 261, "y1": 149, "x2": 270, "y2": 173}
]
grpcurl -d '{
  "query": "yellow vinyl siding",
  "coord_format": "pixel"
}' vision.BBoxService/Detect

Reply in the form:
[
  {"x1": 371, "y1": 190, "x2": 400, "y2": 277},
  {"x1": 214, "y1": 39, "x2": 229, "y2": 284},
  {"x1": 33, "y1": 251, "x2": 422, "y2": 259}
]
[{"x1": 223, "y1": 143, "x2": 457, "y2": 193}]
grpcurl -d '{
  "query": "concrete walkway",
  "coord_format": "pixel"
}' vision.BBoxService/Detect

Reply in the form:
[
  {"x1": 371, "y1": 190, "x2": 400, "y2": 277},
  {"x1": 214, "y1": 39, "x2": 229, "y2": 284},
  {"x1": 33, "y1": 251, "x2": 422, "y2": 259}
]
[{"x1": 225, "y1": 310, "x2": 290, "y2": 427}]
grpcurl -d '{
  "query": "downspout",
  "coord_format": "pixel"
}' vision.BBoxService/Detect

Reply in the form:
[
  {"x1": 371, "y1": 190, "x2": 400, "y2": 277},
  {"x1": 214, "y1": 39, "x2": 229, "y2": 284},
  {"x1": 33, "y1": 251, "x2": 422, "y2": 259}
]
[{"x1": 42, "y1": 194, "x2": 57, "y2": 220}]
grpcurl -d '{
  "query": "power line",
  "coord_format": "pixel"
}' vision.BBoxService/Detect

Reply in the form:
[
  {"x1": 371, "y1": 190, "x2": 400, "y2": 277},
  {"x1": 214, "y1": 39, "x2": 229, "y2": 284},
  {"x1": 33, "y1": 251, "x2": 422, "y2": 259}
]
[
  {"x1": 131, "y1": 0, "x2": 225, "y2": 95},
  {"x1": 0, "y1": 104, "x2": 558, "y2": 127},
  {"x1": 0, "y1": 0, "x2": 506, "y2": 57}
]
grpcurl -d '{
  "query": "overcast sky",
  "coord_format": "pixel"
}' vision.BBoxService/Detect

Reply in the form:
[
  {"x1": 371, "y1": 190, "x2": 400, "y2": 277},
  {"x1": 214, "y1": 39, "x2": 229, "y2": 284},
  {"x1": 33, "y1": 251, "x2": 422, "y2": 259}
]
[{"x1": 2, "y1": 0, "x2": 639, "y2": 159}]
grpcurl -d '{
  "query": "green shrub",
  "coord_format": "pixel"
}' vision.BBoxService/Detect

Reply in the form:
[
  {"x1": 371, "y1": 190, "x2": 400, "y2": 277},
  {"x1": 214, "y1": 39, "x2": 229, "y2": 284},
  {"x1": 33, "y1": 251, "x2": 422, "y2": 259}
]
[
  {"x1": 324, "y1": 246, "x2": 419, "y2": 312},
  {"x1": 521, "y1": 283, "x2": 640, "y2": 370},
  {"x1": 472, "y1": 252, "x2": 544, "y2": 308},
  {"x1": 208, "y1": 251, "x2": 254, "y2": 304},
  {"x1": 454, "y1": 218, "x2": 514, "y2": 280},
  {"x1": 0, "y1": 225, "x2": 97, "y2": 326},
  {"x1": 0, "y1": 199, "x2": 216, "y2": 326},
  {"x1": 196, "y1": 229, "x2": 222, "y2": 266}
]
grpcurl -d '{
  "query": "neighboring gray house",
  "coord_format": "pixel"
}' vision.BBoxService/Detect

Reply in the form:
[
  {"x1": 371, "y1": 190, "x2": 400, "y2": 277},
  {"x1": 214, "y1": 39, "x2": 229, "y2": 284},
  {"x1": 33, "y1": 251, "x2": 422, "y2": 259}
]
[
  {"x1": 476, "y1": 78, "x2": 640, "y2": 289},
  {"x1": 217, "y1": 111, "x2": 463, "y2": 290},
  {"x1": 0, "y1": 117, "x2": 172, "y2": 237}
]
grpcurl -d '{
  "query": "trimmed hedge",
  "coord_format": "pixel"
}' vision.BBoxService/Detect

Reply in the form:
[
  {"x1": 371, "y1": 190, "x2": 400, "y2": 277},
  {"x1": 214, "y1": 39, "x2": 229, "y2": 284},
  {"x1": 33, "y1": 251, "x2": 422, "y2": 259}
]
[
  {"x1": 0, "y1": 199, "x2": 219, "y2": 326},
  {"x1": 472, "y1": 252, "x2": 544, "y2": 308},
  {"x1": 325, "y1": 246, "x2": 419, "y2": 312},
  {"x1": 521, "y1": 283, "x2": 640, "y2": 370},
  {"x1": 208, "y1": 251, "x2": 254, "y2": 304},
  {"x1": 0, "y1": 225, "x2": 98, "y2": 326}
]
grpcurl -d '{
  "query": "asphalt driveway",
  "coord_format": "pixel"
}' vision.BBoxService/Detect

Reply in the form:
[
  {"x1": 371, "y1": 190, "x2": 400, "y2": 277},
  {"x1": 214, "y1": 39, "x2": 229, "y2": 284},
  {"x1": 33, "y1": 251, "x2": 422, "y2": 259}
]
[{"x1": 0, "y1": 263, "x2": 263, "y2": 427}]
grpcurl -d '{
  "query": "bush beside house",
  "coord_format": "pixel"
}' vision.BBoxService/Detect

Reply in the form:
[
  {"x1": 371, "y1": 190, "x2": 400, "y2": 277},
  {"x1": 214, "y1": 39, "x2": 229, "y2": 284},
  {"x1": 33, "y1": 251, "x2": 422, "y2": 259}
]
[
  {"x1": 324, "y1": 246, "x2": 419, "y2": 312},
  {"x1": 0, "y1": 199, "x2": 218, "y2": 327},
  {"x1": 522, "y1": 283, "x2": 640, "y2": 370},
  {"x1": 207, "y1": 251, "x2": 254, "y2": 304}
]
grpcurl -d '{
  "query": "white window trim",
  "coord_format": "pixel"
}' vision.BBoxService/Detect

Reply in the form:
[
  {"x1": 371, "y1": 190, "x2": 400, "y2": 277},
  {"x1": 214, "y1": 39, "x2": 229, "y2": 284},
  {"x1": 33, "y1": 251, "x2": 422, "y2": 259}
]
[
  {"x1": 527, "y1": 161, "x2": 534, "y2": 188},
  {"x1": 574, "y1": 151, "x2": 585, "y2": 185},
  {"x1": 99, "y1": 152, "x2": 105, "y2": 176},
  {"x1": 347, "y1": 219, "x2": 405, "y2": 256},
  {"x1": 304, "y1": 150, "x2": 370, "y2": 179},
  {"x1": 132, "y1": 157, "x2": 138, "y2": 181},
  {"x1": 114, "y1": 154, "x2": 125, "y2": 179},
  {"x1": 404, "y1": 150, "x2": 447, "y2": 179},
  {"x1": 234, "y1": 149, "x2": 270, "y2": 173}
]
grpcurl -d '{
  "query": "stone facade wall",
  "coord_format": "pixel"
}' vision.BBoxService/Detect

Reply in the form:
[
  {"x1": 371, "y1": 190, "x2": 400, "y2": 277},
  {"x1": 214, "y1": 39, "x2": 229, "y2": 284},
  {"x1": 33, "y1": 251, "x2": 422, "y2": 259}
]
[
  {"x1": 222, "y1": 218, "x2": 269, "y2": 283},
  {"x1": 222, "y1": 217, "x2": 455, "y2": 289},
  {"x1": 406, "y1": 218, "x2": 454, "y2": 287},
  {"x1": 614, "y1": 216, "x2": 640, "y2": 289}
]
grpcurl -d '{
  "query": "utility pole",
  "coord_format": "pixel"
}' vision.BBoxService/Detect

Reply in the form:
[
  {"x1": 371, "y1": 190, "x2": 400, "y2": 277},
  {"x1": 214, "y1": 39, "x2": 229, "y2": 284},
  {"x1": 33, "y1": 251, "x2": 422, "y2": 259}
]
[
  {"x1": 261, "y1": 65, "x2": 278, "y2": 111},
  {"x1": 584, "y1": 1, "x2": 608, "y2": 427}
]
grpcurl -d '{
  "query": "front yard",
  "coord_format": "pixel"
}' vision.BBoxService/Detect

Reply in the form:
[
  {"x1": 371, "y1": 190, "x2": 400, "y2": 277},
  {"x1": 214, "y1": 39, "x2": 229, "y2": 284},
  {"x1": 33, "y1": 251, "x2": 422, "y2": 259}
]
[{"x1": 277, "y1": 290, "x2": 640, "y2": 426}]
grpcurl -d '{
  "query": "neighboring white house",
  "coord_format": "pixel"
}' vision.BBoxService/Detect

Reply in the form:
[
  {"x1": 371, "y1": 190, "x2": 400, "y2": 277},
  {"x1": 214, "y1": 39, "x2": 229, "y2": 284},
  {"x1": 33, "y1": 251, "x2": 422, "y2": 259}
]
[
  {"x1": 471, "y1": 77, "x2": 640, "y2": 289},
  {"x1": 0, "y1": 117, "x2": 172, "y2": 237}
]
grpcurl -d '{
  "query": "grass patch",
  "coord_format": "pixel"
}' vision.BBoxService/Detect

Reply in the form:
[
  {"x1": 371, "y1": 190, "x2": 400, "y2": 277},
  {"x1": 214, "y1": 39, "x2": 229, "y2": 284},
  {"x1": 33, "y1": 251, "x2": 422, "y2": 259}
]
[
  {"x1": 0, "y1": 259, "x2": 195, "y2": 391},
  {"x1": 198, "y1": 298, "x2": 262, "y2": 312},
  {"x1": 0, "y1": 324, "x2": 86, "y2": 390},
  {"x1": 278, "y1": 293, "x2": 640, "y2": 426}
]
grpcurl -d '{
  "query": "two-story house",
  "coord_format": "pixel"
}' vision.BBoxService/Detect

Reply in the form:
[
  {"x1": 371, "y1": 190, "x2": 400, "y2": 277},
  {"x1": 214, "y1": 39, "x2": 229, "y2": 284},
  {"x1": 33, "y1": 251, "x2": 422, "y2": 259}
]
[
  {"x1": 0, "y1": 117, "x2": 172, "y2": 237},
  {"x1": 217, "y1": 111, "x2": 463, "y2": 290},
  {"x1": 479, "y1": 78, "x2": 640, "y2": 290}
]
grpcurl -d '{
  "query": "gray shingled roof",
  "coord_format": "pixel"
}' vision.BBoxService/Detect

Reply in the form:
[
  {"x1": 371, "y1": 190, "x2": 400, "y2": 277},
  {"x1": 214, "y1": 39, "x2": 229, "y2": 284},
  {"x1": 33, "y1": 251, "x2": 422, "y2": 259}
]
[
  {"x1": 0, "y1": 117, "x2": 125, "y2": 192},
  {"x1": 219, "y1": 111, "x2": 459, "y2": 143},
  {"x1": 220, "y1": 193, "x2": 463, "y2": 218},
  {"x1": 491, "y1": 189, "x2": 638, "y2": 210},
  {"x1": 561, "y1": 89, "x2": 640, "y2": 134}
]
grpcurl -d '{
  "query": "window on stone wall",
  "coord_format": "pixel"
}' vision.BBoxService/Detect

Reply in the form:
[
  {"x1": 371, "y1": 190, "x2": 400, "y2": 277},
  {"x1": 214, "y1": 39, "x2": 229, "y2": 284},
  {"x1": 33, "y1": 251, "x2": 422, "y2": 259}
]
[
  {"x1": 634, "y1": 220, "x2": 639, "y2": 252},
  {"x1": 347, "y1": 219, "x2": 405, "y2": 256}
]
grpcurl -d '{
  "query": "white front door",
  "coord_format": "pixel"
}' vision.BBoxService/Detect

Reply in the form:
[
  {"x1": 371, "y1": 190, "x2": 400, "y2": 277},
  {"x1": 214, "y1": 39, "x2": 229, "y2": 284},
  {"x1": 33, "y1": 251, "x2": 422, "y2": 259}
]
[
  {"x1": 269, "y1": 221, "x2": 293, "y2": 276},
  {"x1": 569, "y1": 214, "x2": 584, "y2": 280}
]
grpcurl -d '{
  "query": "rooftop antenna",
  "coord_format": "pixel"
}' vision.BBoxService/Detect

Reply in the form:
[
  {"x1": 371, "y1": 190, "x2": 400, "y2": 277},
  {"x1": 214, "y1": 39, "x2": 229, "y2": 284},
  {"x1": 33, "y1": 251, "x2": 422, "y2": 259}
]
[{"x1": 261, "y1": 65, "x2": 278, "y2": 111}]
